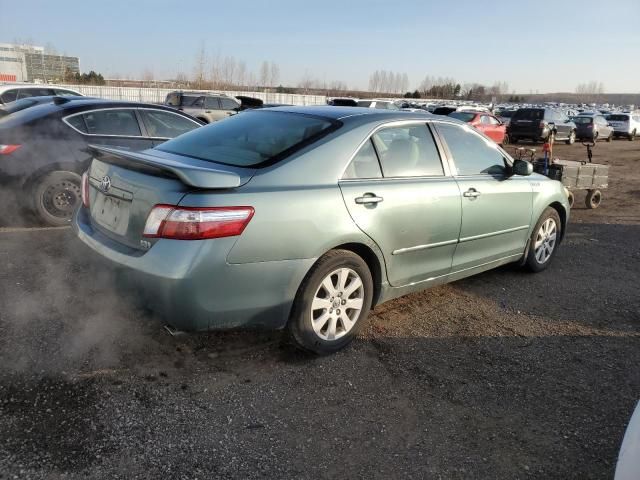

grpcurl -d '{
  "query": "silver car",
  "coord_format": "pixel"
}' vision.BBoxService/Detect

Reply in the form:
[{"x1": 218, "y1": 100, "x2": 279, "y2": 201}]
[
  {"x1": 74, "y1": 107, "x2": 569, "y2": 354},
  {"x1": 164, "y1": 91, "x2": 240, "y2": 124}
]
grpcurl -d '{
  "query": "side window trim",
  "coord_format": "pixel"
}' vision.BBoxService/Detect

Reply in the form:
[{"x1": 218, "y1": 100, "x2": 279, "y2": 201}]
[
  {"x1": 431, "y1": 120, "x2": 512, "y2": 177},
  {"x1": 63, "y1": 108, "x2": 144, "y2": 138}
]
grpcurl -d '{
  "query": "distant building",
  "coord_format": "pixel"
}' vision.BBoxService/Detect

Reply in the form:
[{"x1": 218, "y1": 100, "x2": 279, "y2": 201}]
[{"x1": 0, "y1": 43, "x2": 80, "y2": 83}]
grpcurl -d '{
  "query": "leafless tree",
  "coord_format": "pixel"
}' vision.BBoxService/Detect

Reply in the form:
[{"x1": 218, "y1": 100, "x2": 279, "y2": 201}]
[
  {"x1": 259, "y1": 61, "x2": 270, "y2": 89},
  {"x1": 193, "y1": 42, "x2": 207, "y2": 89},
  {"x1": 270, "y1": 62, "x2": 280, "y2": 87}
]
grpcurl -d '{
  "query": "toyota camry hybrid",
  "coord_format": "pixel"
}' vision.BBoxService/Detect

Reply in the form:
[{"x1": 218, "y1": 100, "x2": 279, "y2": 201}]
[{"x1": 74, "y1": 106, "x2": 569, "y2": 354}]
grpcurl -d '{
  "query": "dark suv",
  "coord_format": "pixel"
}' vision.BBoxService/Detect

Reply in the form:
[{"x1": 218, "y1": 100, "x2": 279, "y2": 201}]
[{"x1": 508, "y1": 108, "x2": 577, "y2": 144}]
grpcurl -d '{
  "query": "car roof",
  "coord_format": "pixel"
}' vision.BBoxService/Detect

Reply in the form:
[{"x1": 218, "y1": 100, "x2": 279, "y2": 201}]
[
  {"x1": 0, "y1": 84, "x2": 81, "y2": 93},
  {"x1": 261, "y1": 105, "x2": 435, "y2": 122},
  {"x1": 0, "y1": 98, "x2": 196, "y2": 128}
]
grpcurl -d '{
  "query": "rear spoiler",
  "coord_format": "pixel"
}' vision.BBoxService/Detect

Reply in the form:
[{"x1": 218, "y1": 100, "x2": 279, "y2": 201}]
[{"x1": 87, "y1": 145, "x2": 242, "y2": 189}]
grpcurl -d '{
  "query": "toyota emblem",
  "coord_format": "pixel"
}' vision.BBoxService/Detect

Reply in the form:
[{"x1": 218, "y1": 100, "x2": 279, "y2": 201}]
[{"x1": 99, "y1": 175, "x2": 111, "y2": 193}]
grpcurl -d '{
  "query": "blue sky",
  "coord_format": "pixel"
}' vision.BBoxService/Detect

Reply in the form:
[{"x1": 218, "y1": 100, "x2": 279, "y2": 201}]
[{"x1": 1, "y1": 0, "x2": 638, "y2": 92}]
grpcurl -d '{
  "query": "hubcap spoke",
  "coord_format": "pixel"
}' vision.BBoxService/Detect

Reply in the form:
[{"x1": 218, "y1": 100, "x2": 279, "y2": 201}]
[
  {"x1": 321, "y1": 277, "x2": 337, "y2": 296},
  {"x1": 311, "y1": 297, "x2": 332, "y2": 311},
  {"x1": 325, "y1": 316, "x2": 338, "y2": 340},
  {"x1": 345, "y1": 297, "x2": 363, "y2": 310}
]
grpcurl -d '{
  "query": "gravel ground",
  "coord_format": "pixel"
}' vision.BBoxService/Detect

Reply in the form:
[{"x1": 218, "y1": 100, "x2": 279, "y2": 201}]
[{"x1": 0, "y1": 139, "x2": 638, "y2": 479}]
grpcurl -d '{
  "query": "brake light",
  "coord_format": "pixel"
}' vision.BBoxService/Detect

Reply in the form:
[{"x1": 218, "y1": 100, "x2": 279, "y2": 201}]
[
  {"x1": 143, "y1": 205, "x2": 254, "y2": 240},
  {"x1": 539, "y1": 121, "x2": 546, "y2": 128},
  {"x1": 81, "y1": 171, "x2": 90, "y2": 208},
  {"x1": 0, "y1": 144, "x2": 21, "y2": 155}
]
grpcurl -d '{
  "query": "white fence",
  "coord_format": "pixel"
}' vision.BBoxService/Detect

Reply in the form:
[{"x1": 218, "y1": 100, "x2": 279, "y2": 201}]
[{"x1": 55, "y1": 84, "x2": 327, "y2": 106}]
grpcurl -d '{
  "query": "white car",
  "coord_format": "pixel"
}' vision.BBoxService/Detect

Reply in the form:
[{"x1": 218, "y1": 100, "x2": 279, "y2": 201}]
[
  {"x1": 0, "y1": 84, "x2": 82, "y2": 105},
  {"x1": 608, "y1": 112, "x2": 640, "y2": 140},
  {"x1": 616, "y1": 401, "x2": 640, "y2": 480},
  {"x1": 356, "y1": 99, "x2": 399, "y2": 110}
]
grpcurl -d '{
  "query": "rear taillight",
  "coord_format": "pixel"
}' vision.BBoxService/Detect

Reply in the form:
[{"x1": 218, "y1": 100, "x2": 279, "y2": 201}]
[
  {"x1": 0, "y1": 144, "x2": 21, "y2": 155},
  {"x1": 143, "y1": 205, "x2": 254, "y2": 240},
  {"x1": 81, "y1": 171, "x2": 90, "y2": 208},
  {"x1": 539, "y1": 121, "x2": 546, "y2": 129}
]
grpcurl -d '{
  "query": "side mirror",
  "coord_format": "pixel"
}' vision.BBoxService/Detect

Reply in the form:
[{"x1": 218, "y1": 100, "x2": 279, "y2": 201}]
[{"x1": 512, "y1": 159, "x2": 533, "y2": 176}]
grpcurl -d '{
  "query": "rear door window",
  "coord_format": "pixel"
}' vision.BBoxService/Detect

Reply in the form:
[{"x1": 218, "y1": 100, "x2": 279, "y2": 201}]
[
  {"x1": 372, "y1": 124, "x2": 444, "y2": 177},
  {"x1": 55, "y1": 89, "x2": 80, "y2": 96},
  {"x1": 17, "y1": 88, "x2": 54, "y2": 99},
  {"x1": 437, "y1": 122, "x2": 506, "y2": 176},
  {"x1": 139, "y1": 109, "x2": 200, "y2": 138},
  {"x1": 81, "y1": 109, "x2": 142, "y2": 136},
  {"x1": 204, "y1": 97, "x2": 220, "y2": 109},
  {"x1": 342, "y1": 139, "x2": 382, "y2": 179},
  {"x1": 220, "y1": 97, "x2": 240, "y2": 110}
]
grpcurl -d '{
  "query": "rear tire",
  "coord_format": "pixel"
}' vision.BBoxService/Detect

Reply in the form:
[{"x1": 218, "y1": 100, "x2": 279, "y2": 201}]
[
  {"x1": 593, "y1": 132, "x2": 599, "y2": 142},
  {"x1": 567, "y1": 191, "x2": 575, "y2": 208},
  {"x1": 524, "y1": 207, "x2": 562, "y2": 273},
  {"x1": 33, "y1": 170, "x2": 82, "y2": 226},
  {"x1": 565, "y1": 130, "x2": 576, "y2": 145},
  {"x1": 585, "y1": 189, "x2": 602, "y2": 209},
  {"x1": 287, "y1": 250, "x2": 374, "y2": 355},
  {"x1": 629, "y1": 130, "x2": 636, "y2": 141},
  {"x1": 606, "y1": 132, "x2": 613, "y2": 142},
  {"x1": 511, "y1": 136, "x2": 519, "y2": 144}
]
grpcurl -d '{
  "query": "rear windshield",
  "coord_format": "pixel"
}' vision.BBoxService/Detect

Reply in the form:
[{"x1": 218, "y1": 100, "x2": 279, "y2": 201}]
[
  {"x1": 499, "y1": 110, "x2": 515, "y2": 118},
  {"x1": 0, "y1": 97, "x2": 42, "y2": 115},
  {"x1": 448, "y1": 111, "x2": 475, "y2": 122},
  {"x1": 156, "y1": 111, "x2": 337, "y2": 168},
  {"x1": 512, "y1": 109, "x2": 543, "y2": 120},
  {"x1": 608, "y1": 114, "x2": 629, "y2": 121},
  {"x1": 571, "y1": 116, "x2": 593, "y2": 124}
]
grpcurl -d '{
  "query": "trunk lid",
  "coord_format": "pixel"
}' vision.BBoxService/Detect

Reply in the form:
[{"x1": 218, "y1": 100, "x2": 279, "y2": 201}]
[{"x1": 86, "y1": 146, "x2": 254, "y2": 250}]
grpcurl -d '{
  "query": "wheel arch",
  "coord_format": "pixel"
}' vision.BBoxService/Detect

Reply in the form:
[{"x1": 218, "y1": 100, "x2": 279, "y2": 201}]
[
  {"x1": 23, "y1": 161, "x2": 85, "y2": 191},
  {"x1": 549, "y1": 201, "x2": 567, "y2": 242}
]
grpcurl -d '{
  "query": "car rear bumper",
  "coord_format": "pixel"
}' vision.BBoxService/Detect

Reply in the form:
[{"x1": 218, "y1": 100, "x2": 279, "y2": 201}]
[{"x1": 73, "y1": 207, "x2": 315, "y2": 332}]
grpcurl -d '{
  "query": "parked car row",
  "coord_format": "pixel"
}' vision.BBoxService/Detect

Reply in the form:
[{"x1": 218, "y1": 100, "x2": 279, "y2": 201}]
[{"x1": 0, "y1": 97, "x2": 203, "y2": 225}]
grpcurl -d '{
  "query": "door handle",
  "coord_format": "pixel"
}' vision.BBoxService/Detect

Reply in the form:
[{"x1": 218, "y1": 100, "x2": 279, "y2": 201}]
[
  {"x1": 463, "y1": 188, "x2": 481, "y2": 198},
  {"x1": 355, "y1": 193, "x2": 384, "y2": 205}
]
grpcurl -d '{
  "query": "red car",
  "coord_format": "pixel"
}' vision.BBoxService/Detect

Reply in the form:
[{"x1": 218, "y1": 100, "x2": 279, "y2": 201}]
[{"x1": 448, "y1": 111, "x2": 508, "y2": 145}]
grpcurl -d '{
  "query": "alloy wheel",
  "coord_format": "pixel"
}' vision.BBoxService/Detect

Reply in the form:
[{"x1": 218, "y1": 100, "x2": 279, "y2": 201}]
[
  {"x1": 534, "y1": 218, "x2": 557, "y2": 264},
  {"x1": 310, "y1": 268, "x2": 364, "y2": 341}
]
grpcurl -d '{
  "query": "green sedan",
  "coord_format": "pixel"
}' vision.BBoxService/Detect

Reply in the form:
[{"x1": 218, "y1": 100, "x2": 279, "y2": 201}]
[{"x1": 74, "y1": 106, "x2": 570, "y2": 354}]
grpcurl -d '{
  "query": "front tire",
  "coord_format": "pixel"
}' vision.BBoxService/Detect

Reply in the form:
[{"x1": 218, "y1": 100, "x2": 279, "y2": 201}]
[
  {"x1": 287, "y1": 250, "x2": 373, "y2": 355},
  {"x1": 33, "y1": 170, "x2": 82, "y2": 226},
  {"x1": 524, "y1": 207, "x2": 562, "y2": 273}
]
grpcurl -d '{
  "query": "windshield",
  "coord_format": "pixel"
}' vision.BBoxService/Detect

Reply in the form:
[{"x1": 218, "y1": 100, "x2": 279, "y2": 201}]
[
  {"x1": 571, "y1": 116, "x2": 593, "y2": 124},
  {"x1": 156, "y1": 110, "x2": 337, "y2": 168},
  {"x1": 499, "y1": 110, "x2": 515, "y2": 118},
  {"x1": 448, "y1": 111, "x2": 476, "y2": 122},
  {"x1": 357, "y1": 100, "x2": 372, "y2": 107}
]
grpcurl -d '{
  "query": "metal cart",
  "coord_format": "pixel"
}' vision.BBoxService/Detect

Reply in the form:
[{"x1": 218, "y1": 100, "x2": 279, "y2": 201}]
[{"x1": 515, "y1": 142, "x2": 609, "y2": 209}]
